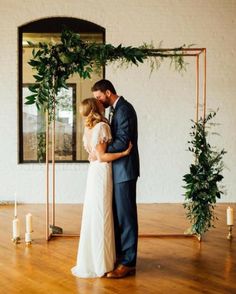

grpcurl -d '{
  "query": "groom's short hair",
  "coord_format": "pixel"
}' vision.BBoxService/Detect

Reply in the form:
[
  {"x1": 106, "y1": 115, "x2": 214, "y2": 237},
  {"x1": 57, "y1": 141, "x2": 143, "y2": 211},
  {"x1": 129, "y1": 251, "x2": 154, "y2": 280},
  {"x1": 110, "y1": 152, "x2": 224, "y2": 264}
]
[{"x1": 91, "y1": 79, "x2": 117, "y2": 94}]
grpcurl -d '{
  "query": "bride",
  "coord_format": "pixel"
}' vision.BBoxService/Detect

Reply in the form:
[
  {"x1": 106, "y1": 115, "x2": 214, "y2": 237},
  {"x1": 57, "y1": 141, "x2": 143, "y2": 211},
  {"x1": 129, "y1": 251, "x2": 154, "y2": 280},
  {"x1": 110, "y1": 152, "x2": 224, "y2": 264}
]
[{"x1": 71, "y1": 98, "x2": 132, "y2": 278}]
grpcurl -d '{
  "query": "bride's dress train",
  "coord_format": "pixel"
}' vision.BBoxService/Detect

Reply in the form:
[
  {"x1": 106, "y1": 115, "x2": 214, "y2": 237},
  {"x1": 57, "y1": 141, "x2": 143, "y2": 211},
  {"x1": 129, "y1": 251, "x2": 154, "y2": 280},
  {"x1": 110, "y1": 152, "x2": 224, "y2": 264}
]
[{"x1": 71, "y1": 122, "x2": 115, "y2": 278}]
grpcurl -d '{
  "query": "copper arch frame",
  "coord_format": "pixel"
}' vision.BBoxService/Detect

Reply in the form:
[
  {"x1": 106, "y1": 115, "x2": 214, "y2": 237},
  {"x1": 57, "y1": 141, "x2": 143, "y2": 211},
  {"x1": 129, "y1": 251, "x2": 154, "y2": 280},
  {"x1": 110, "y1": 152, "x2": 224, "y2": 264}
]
[{"x1": 45, "y1": 48, "x2": 206, "y2": 241}]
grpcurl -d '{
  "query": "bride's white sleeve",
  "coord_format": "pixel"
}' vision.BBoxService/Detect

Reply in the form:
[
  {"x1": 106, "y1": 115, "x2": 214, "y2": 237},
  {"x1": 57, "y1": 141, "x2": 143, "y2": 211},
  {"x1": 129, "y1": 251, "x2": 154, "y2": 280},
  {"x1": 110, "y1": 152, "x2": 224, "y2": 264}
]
[
  {"x1": 82, "y1": 131, "x2": 89, "y2": 153},
  {"x1": 92, "y1": 122, "x2": 112, "y2": 148}
]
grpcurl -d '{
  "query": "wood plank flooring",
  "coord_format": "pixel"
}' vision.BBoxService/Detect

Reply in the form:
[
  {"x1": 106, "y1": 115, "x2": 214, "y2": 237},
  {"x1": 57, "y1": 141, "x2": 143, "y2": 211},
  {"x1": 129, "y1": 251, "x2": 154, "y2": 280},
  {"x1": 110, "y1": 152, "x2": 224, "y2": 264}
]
[{"x1": 0, "y1": 204, "x2": 235, "y2": 294}]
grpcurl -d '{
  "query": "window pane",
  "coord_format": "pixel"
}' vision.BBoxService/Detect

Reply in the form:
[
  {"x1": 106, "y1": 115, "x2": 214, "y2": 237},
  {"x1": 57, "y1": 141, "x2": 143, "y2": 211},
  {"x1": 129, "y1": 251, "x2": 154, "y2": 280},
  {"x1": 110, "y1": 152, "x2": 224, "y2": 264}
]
[
  {"x1": 22, "y1": 85, "x2": 76, "y2": 162},
  {"x1": 22, "y1": 86, "x2": 38, "y2": 161},
  {"x1": 55, "y1": 87, "x2": 75, "y2": 161}
]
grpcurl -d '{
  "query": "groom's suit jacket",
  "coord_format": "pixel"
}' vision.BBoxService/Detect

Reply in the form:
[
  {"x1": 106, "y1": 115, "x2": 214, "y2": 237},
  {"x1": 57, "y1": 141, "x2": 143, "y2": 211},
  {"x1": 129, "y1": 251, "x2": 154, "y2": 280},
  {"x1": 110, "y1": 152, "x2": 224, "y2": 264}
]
[{"x1": 107, "y1": 96, "x2": 140, "y2": 184}]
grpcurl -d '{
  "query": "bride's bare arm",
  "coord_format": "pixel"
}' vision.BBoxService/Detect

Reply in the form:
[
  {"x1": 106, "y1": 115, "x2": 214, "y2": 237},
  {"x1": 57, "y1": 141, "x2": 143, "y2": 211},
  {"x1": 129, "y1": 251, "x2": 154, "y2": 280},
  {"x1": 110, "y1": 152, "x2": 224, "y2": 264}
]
[{"x1": 95, "y1": 142, "x2": 132, "y2": 162}]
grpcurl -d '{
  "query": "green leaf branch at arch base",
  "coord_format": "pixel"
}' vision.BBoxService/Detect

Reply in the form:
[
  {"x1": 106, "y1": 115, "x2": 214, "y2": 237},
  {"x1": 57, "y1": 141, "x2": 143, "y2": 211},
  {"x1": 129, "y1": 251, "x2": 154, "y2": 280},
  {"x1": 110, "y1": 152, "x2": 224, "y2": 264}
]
[{"x1": 183, "y1": 111, "x2": 226, "y2": 238}]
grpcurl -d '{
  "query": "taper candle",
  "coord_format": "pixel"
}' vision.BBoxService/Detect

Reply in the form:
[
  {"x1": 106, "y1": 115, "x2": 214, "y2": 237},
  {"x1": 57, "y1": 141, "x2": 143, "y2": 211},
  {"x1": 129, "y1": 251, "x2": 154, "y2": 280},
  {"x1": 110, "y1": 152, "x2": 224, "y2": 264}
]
[{"x1": 227, "y1": 206, "x2": 233, "y2": 226}]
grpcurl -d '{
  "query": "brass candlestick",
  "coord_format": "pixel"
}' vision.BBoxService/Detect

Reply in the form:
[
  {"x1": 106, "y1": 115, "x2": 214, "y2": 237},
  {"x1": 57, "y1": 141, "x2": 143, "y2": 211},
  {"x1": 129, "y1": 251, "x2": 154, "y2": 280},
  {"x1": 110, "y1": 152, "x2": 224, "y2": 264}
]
[
  {"x1": 227, "y1": 225, "x2": 233, "y2": 240},
  {"x1": 12, "y1": 236, "x2": 21, "y2": 244}
]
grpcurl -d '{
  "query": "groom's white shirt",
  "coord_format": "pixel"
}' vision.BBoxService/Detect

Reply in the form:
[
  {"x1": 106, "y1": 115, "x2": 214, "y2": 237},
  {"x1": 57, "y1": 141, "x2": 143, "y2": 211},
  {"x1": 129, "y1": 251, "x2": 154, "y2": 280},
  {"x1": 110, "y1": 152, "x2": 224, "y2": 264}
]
[{"x1": 112, "y1": 96, "x2": 121, "y2": 109}]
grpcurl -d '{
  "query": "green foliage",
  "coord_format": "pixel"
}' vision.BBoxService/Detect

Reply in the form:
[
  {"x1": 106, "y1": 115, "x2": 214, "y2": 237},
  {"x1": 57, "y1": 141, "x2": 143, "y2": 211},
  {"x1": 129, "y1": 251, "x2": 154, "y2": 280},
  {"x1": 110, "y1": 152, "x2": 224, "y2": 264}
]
[
  {"x1": 37, "y1": 132, "x2": 46, "y2": 162},
  {"x1": 183, "y1": 111, "x2": 226, "y2": 236},
  {"x1": 25, "y1": 29, "x2": 187, "y2": 118}
]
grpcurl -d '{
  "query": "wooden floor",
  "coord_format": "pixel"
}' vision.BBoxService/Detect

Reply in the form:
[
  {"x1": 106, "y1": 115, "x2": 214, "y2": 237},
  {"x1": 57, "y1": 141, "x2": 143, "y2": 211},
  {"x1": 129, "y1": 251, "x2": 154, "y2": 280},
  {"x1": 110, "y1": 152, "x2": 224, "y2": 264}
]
[{"x1": 0, "y1": 203, "x2": 235, "y2": 294}]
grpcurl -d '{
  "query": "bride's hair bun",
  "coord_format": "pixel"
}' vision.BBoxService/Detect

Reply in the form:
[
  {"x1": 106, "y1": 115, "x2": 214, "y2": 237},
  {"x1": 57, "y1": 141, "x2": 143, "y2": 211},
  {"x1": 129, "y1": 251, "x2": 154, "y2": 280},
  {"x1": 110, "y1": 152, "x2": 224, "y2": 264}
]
[{"x1": 79, "y1": 98, "x2": 108, "y2": 128}]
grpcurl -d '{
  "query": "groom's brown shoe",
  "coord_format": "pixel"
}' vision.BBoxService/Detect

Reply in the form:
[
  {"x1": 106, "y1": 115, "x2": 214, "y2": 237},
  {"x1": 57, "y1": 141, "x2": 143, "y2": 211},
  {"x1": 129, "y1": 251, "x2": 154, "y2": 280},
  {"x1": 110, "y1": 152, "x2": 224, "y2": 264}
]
[{"x1": 106, "y1": 264, "x2": 136, "y2": 279}]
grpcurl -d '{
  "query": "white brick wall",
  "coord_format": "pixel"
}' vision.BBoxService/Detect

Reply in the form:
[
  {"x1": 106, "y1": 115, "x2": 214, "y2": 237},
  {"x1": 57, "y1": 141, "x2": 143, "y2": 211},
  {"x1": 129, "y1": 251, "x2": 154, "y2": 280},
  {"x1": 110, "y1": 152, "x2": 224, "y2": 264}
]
[{"x1": 0, "y1": 0, "x2": 235, "y2": 203}]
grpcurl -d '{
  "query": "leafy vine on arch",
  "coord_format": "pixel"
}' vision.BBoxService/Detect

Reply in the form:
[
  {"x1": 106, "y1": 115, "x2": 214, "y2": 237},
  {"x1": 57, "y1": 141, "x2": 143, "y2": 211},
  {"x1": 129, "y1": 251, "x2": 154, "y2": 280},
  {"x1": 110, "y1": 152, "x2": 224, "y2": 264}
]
[{"x1": 25, "y1": 29, "x2": 187, "y2": 119}]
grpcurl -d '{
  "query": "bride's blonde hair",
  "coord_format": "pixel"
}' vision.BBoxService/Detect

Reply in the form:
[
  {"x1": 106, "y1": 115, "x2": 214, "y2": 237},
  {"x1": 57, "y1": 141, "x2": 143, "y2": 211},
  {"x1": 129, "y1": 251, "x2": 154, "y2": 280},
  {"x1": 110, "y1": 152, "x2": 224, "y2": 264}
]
[{"x1": 79, "y1": 98, "x2": 108, "y2": 129}]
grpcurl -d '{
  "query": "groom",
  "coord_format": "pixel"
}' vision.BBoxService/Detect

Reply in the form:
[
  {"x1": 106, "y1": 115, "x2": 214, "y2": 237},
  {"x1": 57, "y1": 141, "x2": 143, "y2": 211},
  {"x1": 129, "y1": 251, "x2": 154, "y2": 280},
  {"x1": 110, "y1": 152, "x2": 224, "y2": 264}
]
[{"x1": 92, "y1": 79, "x2": 139, "y2": 278}]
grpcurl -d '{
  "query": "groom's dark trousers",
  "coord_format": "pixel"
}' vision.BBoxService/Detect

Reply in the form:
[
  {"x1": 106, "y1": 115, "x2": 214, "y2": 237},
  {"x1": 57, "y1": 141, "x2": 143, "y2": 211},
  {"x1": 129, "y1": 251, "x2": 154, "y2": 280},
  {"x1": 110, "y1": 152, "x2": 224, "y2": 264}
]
[{"x1": 107, "y1": 96, "x2": 139, "y2": 267}]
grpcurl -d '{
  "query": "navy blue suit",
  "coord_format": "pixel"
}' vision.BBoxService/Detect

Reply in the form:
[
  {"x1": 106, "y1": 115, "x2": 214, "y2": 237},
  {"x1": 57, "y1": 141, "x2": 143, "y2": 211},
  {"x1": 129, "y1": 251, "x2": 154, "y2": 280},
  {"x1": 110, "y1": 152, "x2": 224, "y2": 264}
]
[{"x1": 107, "y1": 96, "x2": 139, "y2": 267}]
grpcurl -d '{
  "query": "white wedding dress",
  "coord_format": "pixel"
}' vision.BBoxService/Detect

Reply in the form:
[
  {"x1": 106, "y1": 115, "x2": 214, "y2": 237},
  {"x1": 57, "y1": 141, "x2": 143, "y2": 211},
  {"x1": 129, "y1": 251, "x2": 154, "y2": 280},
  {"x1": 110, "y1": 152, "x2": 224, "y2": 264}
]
[{"x1": 71, "y1": 122, "x2": 115, "y2": 278}]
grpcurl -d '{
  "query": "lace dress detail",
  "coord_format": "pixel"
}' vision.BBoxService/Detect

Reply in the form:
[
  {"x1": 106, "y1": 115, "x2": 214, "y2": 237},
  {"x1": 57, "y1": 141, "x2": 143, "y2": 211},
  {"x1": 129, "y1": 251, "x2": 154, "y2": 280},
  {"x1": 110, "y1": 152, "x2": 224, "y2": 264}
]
[
  {"x1": 83, "y1": 122, "x2": 112, "y2": 153},
  {"x1": 71, "y1": 122, "x2": 115, "y2": 278}
]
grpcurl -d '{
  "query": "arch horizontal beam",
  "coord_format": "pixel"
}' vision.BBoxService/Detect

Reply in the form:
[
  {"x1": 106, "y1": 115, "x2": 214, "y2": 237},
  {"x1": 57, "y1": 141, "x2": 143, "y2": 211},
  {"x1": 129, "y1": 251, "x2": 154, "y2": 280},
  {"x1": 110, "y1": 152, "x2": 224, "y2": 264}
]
[
  {"x1": 50, "y1": 233, "x2": 200, "y2": 240},
  {"x1": 143, "y1": 48, "x2": 205, "y2": 57}
]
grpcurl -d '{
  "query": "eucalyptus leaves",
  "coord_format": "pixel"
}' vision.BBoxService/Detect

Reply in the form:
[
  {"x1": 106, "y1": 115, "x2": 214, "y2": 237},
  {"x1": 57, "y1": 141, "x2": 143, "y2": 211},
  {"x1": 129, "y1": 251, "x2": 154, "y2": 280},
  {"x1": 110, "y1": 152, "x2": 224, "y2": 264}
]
[
  {"x1": 25, "y1": 29, "x2": 186, "y2": 113},
  {"x1": 183, "y1": 111, "x2": 226, "y2": 237}
]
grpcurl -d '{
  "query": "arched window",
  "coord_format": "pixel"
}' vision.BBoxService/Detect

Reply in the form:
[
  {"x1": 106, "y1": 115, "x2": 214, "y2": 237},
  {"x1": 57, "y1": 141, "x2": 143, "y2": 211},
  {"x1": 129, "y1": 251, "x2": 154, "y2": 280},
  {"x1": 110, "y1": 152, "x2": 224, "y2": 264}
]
[{"x1": 18, "y1": 17, "x2": 105, "y2": 163}]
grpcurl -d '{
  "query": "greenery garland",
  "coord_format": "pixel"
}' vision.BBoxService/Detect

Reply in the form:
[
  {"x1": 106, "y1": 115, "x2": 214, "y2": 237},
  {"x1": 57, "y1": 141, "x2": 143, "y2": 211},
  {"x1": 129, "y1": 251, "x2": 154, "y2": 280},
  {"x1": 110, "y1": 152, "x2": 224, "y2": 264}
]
[
  {"x1": 183, "y1": 111, "x2": 226, "y2": 238},
  {"x1": 25, "y1": 29, "x2": 187, "y2": 117}
]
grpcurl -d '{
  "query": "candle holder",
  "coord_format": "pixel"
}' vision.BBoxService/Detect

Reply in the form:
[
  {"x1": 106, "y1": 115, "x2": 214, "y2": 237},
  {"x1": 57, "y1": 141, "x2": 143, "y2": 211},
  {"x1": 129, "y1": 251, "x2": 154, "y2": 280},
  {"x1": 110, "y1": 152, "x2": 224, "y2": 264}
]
[
  {"x1": 12, "y1": 236, "x2": 21, "y2": 245},
  {"x1": 227, "y1": 225, "x2": 233, "y2": 240},
  {"x1": 25, "y1": 232, "x2": 33, "y2": 246},
  {"x1": 12, "y1": 216, "x2": 20, "y2": 245}
]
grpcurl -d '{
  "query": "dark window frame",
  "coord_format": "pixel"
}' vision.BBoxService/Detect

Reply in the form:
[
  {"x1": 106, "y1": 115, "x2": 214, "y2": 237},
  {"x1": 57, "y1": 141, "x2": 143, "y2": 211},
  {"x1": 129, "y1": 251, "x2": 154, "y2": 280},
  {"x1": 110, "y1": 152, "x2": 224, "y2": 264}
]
[{"x1": 18, "y1": 17, "x2": 105, "y2": 163}]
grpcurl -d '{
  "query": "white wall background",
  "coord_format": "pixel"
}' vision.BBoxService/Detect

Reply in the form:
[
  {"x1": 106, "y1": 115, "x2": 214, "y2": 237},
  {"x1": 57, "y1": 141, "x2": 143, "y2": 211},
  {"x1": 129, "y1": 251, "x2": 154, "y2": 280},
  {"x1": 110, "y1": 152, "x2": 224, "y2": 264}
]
[{"x1": 0, "y1": 0, "x2": 235, "y2": 203}]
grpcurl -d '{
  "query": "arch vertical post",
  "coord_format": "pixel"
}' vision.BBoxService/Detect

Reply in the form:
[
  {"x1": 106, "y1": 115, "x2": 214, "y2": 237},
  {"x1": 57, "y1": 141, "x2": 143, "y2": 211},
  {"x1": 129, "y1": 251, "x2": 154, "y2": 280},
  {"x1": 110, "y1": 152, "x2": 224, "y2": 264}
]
[
  {"x1": 203, "y1": 48, "x2": 207, "y2": 121},
  {"x1": 45, "y1": 108, "x2": 50, "y2": 240},
  {"x1": 52, "y1": 77, "x2": 56, "y2": 227},
  {"x1": 195, "y1": 54, "x2": 200, "y2": 123}
]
